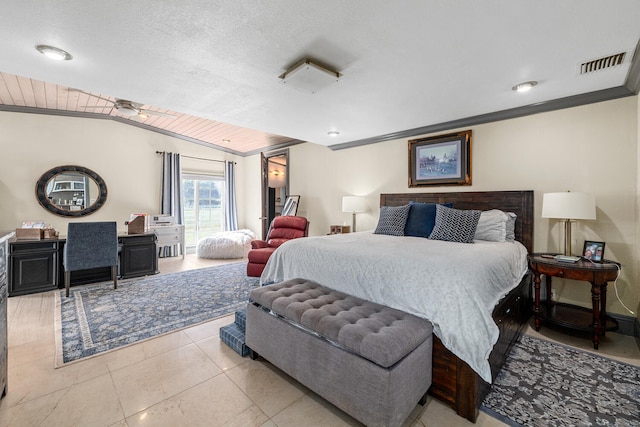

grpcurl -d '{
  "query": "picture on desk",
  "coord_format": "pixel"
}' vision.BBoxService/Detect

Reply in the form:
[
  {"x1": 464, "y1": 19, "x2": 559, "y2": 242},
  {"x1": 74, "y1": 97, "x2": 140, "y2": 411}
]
[{"x1": 583, "y1": 240, "x2": 605, "y2": 262}]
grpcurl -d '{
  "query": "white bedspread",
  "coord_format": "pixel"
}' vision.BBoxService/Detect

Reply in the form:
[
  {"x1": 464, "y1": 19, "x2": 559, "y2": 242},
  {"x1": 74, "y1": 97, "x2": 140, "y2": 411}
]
[{"x1": 260, "y1": 231, "x2": 528, "y2": 383}]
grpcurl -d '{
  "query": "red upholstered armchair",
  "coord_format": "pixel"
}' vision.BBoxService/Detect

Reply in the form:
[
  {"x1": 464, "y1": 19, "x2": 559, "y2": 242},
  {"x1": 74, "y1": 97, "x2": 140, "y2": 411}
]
[{"x1": 247, "y1": 216, "x2": 309, "y2": 277}]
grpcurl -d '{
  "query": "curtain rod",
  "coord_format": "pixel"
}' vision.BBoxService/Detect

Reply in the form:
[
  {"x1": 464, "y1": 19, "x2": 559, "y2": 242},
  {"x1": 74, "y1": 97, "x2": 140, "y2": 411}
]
[{"x1": 156, "y1": 150, "x2": 234, "y2": 164}]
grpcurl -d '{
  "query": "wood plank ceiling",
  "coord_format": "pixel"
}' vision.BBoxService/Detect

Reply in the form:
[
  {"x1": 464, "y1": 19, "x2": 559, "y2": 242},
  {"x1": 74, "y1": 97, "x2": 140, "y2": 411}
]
[{"x1": 0, "y1": 71, "x2": 303, "y2": 155}]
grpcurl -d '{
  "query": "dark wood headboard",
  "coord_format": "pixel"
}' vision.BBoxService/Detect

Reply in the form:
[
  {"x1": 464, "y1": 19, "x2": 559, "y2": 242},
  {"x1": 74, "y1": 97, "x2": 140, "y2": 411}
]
[{"x1": 380, "y1": 191, "x2": 534, "y2": 253}]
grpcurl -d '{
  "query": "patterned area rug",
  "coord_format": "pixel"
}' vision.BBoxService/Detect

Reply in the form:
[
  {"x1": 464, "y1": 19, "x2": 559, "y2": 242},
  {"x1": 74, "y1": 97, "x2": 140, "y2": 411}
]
[
  {"x1": 55, "y1": 262, "x2": 259, "y2": 366},
  {"x1": 482, "y1": 335, "x2": 640, "y2": 426}
]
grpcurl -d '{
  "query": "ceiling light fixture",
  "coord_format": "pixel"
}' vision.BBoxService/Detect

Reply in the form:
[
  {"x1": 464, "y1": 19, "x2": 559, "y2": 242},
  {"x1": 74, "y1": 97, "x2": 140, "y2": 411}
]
[
  {"x1": 36, "y1": 44, "x2": 73, "y2": 61},
  {"x1": 279, "y1": 58, "x2": 341, "y2": 94},
  {"x1": 222, "y1": 139, "x2": 231, "y2": 144},
  {"x1": 327, "y1": 131, "x2": 340, "y2": 137},
  {"x1": 512, "y1": 81, "x2": 537, "y2": 92}
]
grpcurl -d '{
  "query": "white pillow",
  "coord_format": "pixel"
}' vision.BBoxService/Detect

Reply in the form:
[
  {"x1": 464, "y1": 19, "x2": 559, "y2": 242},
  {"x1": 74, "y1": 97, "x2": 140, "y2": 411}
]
[
  {"x1": 474, "y1": 210, "x2": 513, "y2": 242},
  {"x1": 505, "y1": 212, "x2": 517, "y2": 241}
]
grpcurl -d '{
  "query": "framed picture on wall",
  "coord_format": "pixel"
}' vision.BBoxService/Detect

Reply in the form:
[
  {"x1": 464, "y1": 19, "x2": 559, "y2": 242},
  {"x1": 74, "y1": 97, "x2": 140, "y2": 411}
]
[
  {"x1": 408, "y1": 130, "x2": 472, "y2": 187},
  {"x1": 281, "y1": 195, "x2": 300, "y2": 216},
  {"x1": 583, "y1": 240, "x2": 605, "y2": 262}
]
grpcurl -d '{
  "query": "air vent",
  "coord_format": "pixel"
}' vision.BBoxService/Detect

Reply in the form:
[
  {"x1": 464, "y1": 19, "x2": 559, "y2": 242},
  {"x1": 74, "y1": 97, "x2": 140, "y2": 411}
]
[{"x1": 580, "y1": 52, "x2": 626, "y2": 74}]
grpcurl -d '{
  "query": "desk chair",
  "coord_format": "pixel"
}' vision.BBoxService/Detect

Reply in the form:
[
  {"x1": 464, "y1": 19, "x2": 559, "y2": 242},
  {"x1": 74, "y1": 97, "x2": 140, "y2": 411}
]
[{"x1": 64, "y1": 222, "x2": 118, "y2": 297}]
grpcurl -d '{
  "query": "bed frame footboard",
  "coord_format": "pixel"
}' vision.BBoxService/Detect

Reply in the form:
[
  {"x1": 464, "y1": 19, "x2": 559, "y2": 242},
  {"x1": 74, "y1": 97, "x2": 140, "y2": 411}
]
[{"x1": 429, "y1": 272, "x2": 531, "y2": 422}]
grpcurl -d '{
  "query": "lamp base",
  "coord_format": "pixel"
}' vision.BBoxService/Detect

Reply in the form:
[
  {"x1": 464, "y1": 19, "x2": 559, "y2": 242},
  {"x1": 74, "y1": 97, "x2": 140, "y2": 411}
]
[
  {"x1": 562, "y1": 219, "x2": 575, "y2": 256},
  {"x1": 352, "y1": 213, "x2": 357, "y2": 233}
]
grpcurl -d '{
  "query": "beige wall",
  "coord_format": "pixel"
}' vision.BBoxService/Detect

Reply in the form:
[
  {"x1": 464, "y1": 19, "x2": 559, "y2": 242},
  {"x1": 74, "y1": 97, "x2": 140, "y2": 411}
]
[
  {"x1": 0, "y1": 112, "x2": 246, "y2": 234},
  {"x1": 1, "y1": 96, "x2": 638, "y2": 319},
  {"x1": 282, "y1": 97, "x2": 639, "y2": 318}
]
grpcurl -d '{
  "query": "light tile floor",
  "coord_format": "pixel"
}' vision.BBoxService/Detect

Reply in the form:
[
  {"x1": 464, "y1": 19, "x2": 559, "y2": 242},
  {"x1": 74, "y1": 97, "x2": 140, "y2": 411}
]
[{"x1": 0, "y1": 254, "x2": 638, "y2": 426}]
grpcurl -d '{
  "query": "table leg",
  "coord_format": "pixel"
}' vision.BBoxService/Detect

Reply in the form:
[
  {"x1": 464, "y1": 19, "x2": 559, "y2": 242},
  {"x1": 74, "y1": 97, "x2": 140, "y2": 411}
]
[
  {"x1": 533, "y1": 272, "x2": 541, "y2": 331},
  {"x1": 600, "y1": 284, "x2": 608, "y2": 337},
  {"x1": 545, "y1": 275, "x2": 552, "y2": 306},
  {"x1": 591, "y1": 282, "x2": 601, "y2": 349}
]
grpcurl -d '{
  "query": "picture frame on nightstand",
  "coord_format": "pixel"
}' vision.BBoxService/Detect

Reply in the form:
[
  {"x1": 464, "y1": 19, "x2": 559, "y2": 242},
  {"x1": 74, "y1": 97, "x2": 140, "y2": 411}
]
[{"x1": 583, "y1": 240, "x2": 605, "y2": 262}]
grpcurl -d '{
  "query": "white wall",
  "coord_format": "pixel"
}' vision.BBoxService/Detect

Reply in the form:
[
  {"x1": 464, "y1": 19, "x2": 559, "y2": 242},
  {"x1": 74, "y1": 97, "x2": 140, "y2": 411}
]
[
  {"x1": 0, "y1": 112, "x2": 246, "y2": 234},
  {"x1": 280, "y1": 97, "x2": 639, "y2": 318},
  {"x1": 1, "y1": 97, "x2": 638, "y2": 319}
]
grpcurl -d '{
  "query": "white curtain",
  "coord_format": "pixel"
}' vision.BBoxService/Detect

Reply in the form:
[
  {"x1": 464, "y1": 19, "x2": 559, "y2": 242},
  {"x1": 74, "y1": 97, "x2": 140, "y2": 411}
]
[
  {"x1": 160, "y1": 152, "x2": 183, "y2": 256},
  {"x1": 224, "y1": 160, "x2": 238, "y2": 231}
]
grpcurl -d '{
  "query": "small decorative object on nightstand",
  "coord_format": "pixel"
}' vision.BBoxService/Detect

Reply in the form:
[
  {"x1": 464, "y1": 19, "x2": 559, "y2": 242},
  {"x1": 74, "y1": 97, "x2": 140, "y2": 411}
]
[
  {"x1": 528, "y1": 253, "x2": 620, "y2": 349},
  {"x1": 330, "y1": 225, "x2": 351, "y2": 234}
]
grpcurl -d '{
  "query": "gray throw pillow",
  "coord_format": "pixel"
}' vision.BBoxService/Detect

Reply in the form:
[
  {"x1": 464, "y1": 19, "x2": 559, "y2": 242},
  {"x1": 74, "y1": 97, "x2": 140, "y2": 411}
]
[
  {"x1": 505, "y1": 212, "x2": 517, "y2": 241},
  {"x1": 374, "y1": 204, "x2": 411, "y2": 236},
  {"x1": 428, "y1": 205, "x2": 481, "y2": 243}
]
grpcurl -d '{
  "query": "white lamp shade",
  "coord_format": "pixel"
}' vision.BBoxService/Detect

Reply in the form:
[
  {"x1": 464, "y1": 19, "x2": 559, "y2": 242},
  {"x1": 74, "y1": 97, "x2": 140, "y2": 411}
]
[
  {"x1": 342, "y1": 196, "x2": 366, "y2": 213},
  {"x1": 541, "y1": 192, "x2": 596, "y2": 220}
]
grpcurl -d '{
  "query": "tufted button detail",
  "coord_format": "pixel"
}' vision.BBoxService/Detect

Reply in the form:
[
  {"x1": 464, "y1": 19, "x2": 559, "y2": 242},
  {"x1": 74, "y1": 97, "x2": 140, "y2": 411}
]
[{"x1": 250, "y1": 278, "x2": 433, "y2": 367}]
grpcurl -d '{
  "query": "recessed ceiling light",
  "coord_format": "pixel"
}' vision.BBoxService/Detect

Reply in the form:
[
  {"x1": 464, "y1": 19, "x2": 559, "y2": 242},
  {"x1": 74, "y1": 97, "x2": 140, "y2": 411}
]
[
  {"x1": 222, "y1": 139, "x2": 231, "y2": 143},
  {"x1": 512, "y1": 81, "x2": 537, "y2": 92},
  {"x1": 327, "y1": 131, "x2": 340, "y2": 137},
  {"x1": 36, "y1": 44, "x2": 73, "y2": 61}
]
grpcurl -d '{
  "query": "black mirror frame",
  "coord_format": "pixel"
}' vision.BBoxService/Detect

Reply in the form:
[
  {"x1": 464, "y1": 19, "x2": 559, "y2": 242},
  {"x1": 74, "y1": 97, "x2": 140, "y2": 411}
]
[{"x1": 36, "y1": 165, "x2": 108, "y2": 217}]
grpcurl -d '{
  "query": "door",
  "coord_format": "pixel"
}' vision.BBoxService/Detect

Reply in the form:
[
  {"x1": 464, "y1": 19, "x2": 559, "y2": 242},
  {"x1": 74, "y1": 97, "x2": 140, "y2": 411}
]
[
  {"x1": 183, "y1": 174, "x2": 225, "y2": 250},
  {"x1": 261, "y1": 149, "x2": 289, "y2": 239}
]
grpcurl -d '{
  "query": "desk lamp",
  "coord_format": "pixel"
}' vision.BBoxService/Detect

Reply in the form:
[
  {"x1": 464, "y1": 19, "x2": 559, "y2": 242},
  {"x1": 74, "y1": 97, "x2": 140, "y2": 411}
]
[
  {"x1": 542, "y1": 192, "x2": 596, "y2": 256},
  {"x1": 342, "y1": 196, "x2": 366, "y2": 232}
]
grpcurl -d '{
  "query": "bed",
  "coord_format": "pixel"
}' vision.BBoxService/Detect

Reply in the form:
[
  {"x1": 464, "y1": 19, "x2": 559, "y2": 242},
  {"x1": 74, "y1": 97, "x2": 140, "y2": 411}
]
[{"x1": 260, "y1": 190, "x2": 534, "y2": 422}]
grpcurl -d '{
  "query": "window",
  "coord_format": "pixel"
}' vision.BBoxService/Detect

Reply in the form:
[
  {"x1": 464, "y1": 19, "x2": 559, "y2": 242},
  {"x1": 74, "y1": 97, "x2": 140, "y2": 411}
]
[{"x1": 182, "y1": 174, "x2": 224, "y2": 248}]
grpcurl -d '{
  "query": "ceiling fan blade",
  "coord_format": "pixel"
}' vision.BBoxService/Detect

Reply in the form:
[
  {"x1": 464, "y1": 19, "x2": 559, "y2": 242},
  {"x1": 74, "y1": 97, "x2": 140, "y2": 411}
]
[
  {"x1": 141, "y1": 109, "x2": 177, "y2": 118},
  {"x1": 81, "y1": 105, "x2": 114, "y2": 109},
  {"x1": 68, "y1": 88, "x2": 115, "y2": 104}
]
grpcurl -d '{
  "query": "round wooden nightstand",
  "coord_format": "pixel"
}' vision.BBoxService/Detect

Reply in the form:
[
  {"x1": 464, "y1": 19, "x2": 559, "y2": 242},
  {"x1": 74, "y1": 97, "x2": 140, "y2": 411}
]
[{"x1": 527, "y1": 253, "x2": 621, "y2": 349}]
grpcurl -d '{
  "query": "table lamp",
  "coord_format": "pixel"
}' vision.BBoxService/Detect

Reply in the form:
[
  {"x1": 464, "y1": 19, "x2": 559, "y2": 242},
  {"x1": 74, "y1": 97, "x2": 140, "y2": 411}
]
[
  {"x1": 542, "y1": 192, "x2": 596, "y2": 256},
  {"x1": 342, "y1": 196, "x2": 366, "y2": 232}
]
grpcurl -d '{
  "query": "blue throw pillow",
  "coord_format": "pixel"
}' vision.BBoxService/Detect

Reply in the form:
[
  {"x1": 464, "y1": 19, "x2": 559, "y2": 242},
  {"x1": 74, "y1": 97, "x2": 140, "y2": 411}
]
[
  {"x1": 404, "y1": 202, "x2": 453, "y2": 238},
  {"x1": 374, "y1": 204, "x2": 411, "y2": 236}
]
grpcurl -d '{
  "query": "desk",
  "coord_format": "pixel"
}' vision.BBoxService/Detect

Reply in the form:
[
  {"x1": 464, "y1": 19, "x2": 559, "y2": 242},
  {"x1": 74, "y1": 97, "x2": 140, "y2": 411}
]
[
  {"x1": 528, "y1": 253, "x2": 620, "y2": 349},
  {"x1": 8, "y1": 233, "x2": 158, "y2": 296}
]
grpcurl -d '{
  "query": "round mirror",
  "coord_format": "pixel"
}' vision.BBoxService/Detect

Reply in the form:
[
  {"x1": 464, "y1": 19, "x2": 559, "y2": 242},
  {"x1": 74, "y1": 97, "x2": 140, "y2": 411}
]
[{"x1": 36, "y1": 165, "x2": 107, "y2": 217}]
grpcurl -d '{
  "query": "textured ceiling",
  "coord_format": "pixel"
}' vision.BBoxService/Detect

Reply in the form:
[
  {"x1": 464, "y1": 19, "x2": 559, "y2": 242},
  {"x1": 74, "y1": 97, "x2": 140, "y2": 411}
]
[{"x1": 1, "y1": 1, "x2": 639, "y2": 155}]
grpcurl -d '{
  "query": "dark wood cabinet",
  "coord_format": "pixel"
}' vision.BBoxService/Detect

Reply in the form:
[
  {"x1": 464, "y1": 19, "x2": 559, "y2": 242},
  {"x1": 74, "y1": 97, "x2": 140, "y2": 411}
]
[
  {"x1": 0, "y1": 233, "x2": 9, "y2": 399},
  {"x1": 8, "y1": 233, "x2": 158, "y2": 296},
  {"x1": 120, "y1": 234, "x2": 158, "y2": 279},
  {"x1": 9, "y1": 240, "x2": 58, "y2": 296}
]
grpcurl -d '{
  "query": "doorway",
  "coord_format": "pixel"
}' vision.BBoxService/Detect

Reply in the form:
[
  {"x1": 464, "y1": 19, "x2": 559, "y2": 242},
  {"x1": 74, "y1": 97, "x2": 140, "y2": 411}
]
[{"x1": 261, "y1": 149, "x2": 289, "y2": 239}]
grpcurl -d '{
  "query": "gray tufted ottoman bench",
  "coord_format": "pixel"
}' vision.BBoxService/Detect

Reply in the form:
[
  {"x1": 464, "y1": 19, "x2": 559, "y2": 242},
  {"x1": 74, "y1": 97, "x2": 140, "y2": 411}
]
[{"x1": 245, "y1": 278, "x2": 433, "y2": 427}]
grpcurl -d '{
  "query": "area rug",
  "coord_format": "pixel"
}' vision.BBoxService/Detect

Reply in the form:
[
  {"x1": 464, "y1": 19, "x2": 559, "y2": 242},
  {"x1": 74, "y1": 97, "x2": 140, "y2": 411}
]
[
  {"x1": 481, "y1": 335, "x2": 640, "y2": 426},
  {"x1": 55, "y1": 262, "x2": 259, "y2": 366}
]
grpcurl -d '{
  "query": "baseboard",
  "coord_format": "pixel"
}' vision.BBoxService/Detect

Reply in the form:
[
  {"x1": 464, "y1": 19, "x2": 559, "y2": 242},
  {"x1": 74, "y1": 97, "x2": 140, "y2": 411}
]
[
  {"x1": 599, "y1": 313, "x2": 639, "y2": 355},
  {"x1": 609, "y1": 312, "x2": 637, "y2": 337}
]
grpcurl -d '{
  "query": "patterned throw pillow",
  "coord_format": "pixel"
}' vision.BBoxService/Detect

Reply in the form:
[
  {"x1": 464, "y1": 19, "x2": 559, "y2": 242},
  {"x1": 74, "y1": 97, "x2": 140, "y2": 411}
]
[
  {"x1": 428, "y1": 205, "x2": 481, "y2": 243},
  {"x1": 374, "y1": 204, "x2": 411, "y2": 236}
]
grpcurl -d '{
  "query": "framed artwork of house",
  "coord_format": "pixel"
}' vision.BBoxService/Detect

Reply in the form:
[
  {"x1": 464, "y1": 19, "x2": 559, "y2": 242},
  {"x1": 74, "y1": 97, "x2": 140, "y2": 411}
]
[{"x1": 408, "y1": 130, "x2": 472, "y2": 187}]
